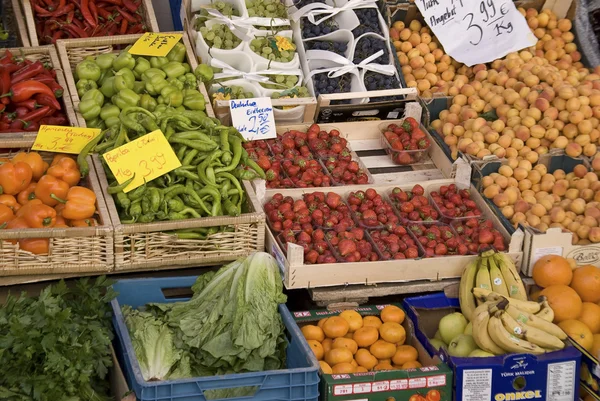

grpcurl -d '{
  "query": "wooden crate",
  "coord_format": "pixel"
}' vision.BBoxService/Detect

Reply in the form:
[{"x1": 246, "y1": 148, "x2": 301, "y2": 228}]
[
  {"x1": 92, "y1": 156, "x2": 266, "y2": 272},
  {"x1": 0, "y1": 46, "x2": 78, "y2": 148},
  {"x1": 253, "y1": 179, "x2": 523, "y2": 290},
  {"x1": 0, "y1": 151, "x2": 113, "y2": 276},
  {"x1": 21, "y1": 0, "x2": 159, "y2": 47},
  {"x1": 56, "y1": 32, "x2": 215, "y2": 129},
  {"x1": 8, "y1": 0, "x2": 31, "y2": 47}
]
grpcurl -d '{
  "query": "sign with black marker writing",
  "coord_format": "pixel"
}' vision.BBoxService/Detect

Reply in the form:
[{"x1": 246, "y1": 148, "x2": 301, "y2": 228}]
[
  {"x1": 229, "y1": 97, "x2": 277, "y2": 141},
  {"x1": 416, "y1": 0, "x2": 537, "y2": 66}
]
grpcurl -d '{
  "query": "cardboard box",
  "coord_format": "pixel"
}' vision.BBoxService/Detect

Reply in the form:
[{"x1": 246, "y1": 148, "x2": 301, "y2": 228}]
[
  {"x1": 292, "y1": 304, "x2": 453, "y2": 401},
  {"x1": 403, "y1": 292, "x2": 582, "y2": 401},
  {"x1": 577, "y1": 342, "x2": 600, "y2": 400}
]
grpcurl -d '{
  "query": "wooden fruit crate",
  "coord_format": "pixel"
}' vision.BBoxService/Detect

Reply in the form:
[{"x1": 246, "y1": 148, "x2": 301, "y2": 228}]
[
  {"x1": 56, "y1": 31, "x2": 214, "y2": 128},
  {"x1": 8, "y1": 0, "x2": 31, "y2": 47},
  {"x1": 92, "y1": 156, "x2": 265, "y2": 272},
  {"x1": 20, "y1": 0, "x2": 159, "y2": 46}
]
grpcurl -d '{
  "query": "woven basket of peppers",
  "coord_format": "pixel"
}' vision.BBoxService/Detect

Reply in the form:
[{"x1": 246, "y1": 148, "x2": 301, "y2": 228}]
[{"x1": 24, "y1": 0, "x2": 159, "y2": 46}]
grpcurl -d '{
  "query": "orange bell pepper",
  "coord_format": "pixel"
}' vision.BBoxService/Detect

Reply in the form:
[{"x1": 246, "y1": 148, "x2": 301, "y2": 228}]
[
  {"x1": 55, "y1": 215, "x2": 68, "y2": 226},
  {"x1": 6, "y1": 216, "x2": 30, "y2": 244},
  {"x1": 16, "y1": 199, "x2": 43, "y2": 218},
  {"x1": 70, "y1": 218, "x2": 98, "y2": 227},
  {"x1": 19, "y1": 238, "x2": 49, "y2": 255},
  {"x1": 0, "y1": 161, "x2": 33, "y2": 195},
  {"x1": 34, "y1": 175, "x2": 69, "y2": 207},
  {"x1": 12, "y1": 152, "x2": 48, "y2": 181},
  {"x1": 46, "y1": 157, "x2": 81, "y2": 187},
  {"x1": 51, "y1": 154, "x2": 71, "y2": 166},
  {"x1": 53, "y1": 186, "x2": 96, "y2": 220},
  {"x1": 0, "y1": 194, "x2": 20, "y2": 212},
  {"x1": 17, "y1": 183, "x2": 37, "y2": 206},
  {"x1": 0, "y1": 204, "x2": 14, "y2": 225},
  {"x1": 23, "y1": 203, "x2": 56, "y2": 228}
]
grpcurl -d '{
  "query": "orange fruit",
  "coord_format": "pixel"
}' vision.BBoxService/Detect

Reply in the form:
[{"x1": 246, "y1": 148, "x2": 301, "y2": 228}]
[
  {"x1": 591, "y1": 334, "x2": 600, "y2": 358},
  {"x1": 302, "y1": 325, "x2": 325, "y2": 342},
  {"x1": 322, "y1": 338, "x2": 333, "y2": 354},
  {"x1": 317, "y1": 318, "x2": 328, "y2": 329},
  {"x1": 344, "y1": 332, "x2": 354, "y2": 339},
  {"x1": 379, "y1": 322, "x2": 406, "y2": 344},
  {"x1": 353, "y1": 326, "x2": 379, "y2": 347},
  {"x1": 323, "y1": 316, "x2": 350, "y2": 338},
  {"x1": 319, "y1": 361, "x2": 333, "y2": 374},
  {"x1": 402, "y1": 361, "x2": 422, "y2": 369},
  {"x1": 532, "y1": 255, "x2": 573, "y2": 288},
  {"x1": 540, "y1": 285, "x2": 582, "y2": 322},
  {"x1": 355, "y1": 349, "x2": 378, "y2": 370},
  {"x1": 325, "y1": 348, "x2": 354, "y2": 366},
  {"x1": 332, "y1": 362, "x2": 356, "y2": 374},
  {"x1": 350, "y1": 359, "x2": 358, "y2": 368},
  {"x1": 381, "y1": 305, "x2": 405, "y2": 324},
  {"x1": 333, "y1": 337, "x2": 359, "y2": 354},
  {"x1": 392, "y1": 345, "x2": 419, "y2": 365},
  {"x1": 559, "y1": 319, "x2": 594, "y2": 351},
  {"x1": 570, "y1": 265, "x2": 600, "y2": 303},
  {"x1": 355, "y1": 366, "x2": 368, "y2": 373},
  {"x1": 373, "y1": 362, "x2": 394, "y2": 371},
  {"x1": 370, "y1": 340, "x2": 397, "y2": 359},
  {"x1": 339, "y1": 310, "x2": 363, "y2": 332},
  {"x1": 363, "y1": 315, "x2": 383, "y2": 328},
  {"x1": 307, "y1": 340, "x2": 324, "y2": 360},
  {"x1": 578, "y1": 303, "x2": 600, "y2": 334}
]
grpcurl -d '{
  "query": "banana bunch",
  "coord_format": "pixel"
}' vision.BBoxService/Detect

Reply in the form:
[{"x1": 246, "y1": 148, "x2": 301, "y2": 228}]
[{"x1": 459, "y1": 250, "x2": 567, "y2": 356}]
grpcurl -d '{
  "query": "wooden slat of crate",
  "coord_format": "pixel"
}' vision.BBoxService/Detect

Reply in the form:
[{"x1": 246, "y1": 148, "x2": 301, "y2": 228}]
[{"x1": 9, "y1": 0, "x2": 31, "y2": 47}]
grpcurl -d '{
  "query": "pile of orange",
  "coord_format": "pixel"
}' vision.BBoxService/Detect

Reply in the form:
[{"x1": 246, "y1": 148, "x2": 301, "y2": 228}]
[
  {"x1": 531, "y1": 255, "x2": 600, "y2": 357},
  {"x1": 301, "y1": 305, "x2": 421, "y2": 374}
]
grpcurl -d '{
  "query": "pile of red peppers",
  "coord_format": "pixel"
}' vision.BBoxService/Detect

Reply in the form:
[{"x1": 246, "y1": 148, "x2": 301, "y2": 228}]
[
  {"x1": 0, "y1": 50, "x2": 67, "y2": 132},
  {"x1": 33, "y1": 0, "x2": 149, "y2": 44}
]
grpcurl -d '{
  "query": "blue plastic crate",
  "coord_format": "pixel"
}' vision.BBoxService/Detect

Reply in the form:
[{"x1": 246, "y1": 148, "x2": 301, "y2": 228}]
[{"x1": 112, "y1": 276, "x2": 320, "y2": 401}]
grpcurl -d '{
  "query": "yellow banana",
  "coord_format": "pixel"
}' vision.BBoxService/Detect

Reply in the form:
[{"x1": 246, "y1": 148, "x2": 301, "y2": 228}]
[
  {"x1": 494, "y1": 253, "x2": 527, "y2": 301},
  {"x1": 472, "y1": 302, "x2": 505, "y2": 355},
  {"x1": 498, "y1": 308, "x2": 565, "y2": 350},
  {"x1": 487, "y1": 311, "x2": 546, "y2": 355},
  {"x1": 534, "y1": 297, "x2": 555, "y2": 323},
  {"x1": 475, "y1": 257, "x2": 492, "y2": 305},
  {"x1": 472, "y1": 287, "x2": 541, "y2": 314},
  {"x1": 489, "y1": 257, "x2": 510, "y2": 298},
  {"x1": 459, "y1": 257, "x2": 480, "y2": 321},
  {"x1": 504, "y1": 303, "x2": 567, "y2": 340}
]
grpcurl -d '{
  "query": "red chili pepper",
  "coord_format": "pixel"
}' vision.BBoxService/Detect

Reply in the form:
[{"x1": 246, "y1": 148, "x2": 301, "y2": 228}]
[
  {"x1": 0, "y1": 122, "x2": 9, "y2": 131},
  {"x1": 35, "y1": 93, "x2": 61, "y2": 111},
  {"x1": 22, "y1": 106, "x2": 52, "y2": 123},
  {"x1": 52, "y1": 3, "x2": 74, "y2": 18},
  {"x1": 89, "y1": 2, "x2": 99, "y2": 26},
  {"x1": 24, "y1": 121, "x2": 40, "y2": 132},
  {"x1": 14, "y1": 107, "x2": 30, "y2": 119},
  {"x1": 51, "y1": 0, "x2": 66, "y2": 15},
  {"x1": 66, "y1": 9, "x2": 75, "y2": 23},
  {"x1": 62, "y1": 25, "x2": 89, "y2": 39},
  {"x1": 116, "y1": 7, "x2": 136, "y2": 23},
  {"x1": 45, "y1": 80, "x2": 64, "y2": 99},
  {"x1": 100, "y1": 0, "x2": 123, "y2": 4},
  {"x1": 0, "y1": 66, "x2": 10, "y2": 96},
  {"x1": 33, "y1": 4, "x2": 54, "y2": 17},
  {"x1": 51, "y1": 30, "x2": 65, "y2": 43},
  {"x1": 0, "y1": 50, "x2": 14, "y2": 65},
  {"x1": 1, "y1": 81, "x2": 55, "y2": 103},
  {"x1": 129, "y1": 23, "x2": 143, "y2": 34},
  {"x1": 120, "y1": 18, "x2": 128, "y2": 34},
  {"x1": 32, "y1": 75, "x2": 55, "y2": 85},
  {"x1": 96, "y1": 7, "x2": 113, "y2": 20},
  {"x1": 10, "y1": 61, "x2": 46, "y2": 85},
  {"x1": 14, "y1": 99, "x2": 40, "y2": 110},
  {"x1": 40, "y1": 115, "x2": 67, "y2": 125},
  {"x1": 122, "y1": 0, "x2": 137, "y2": 12},
  {"x1": 80, "y1": 0, "x2": 97, "y2": 28},
  {"x1": 71, "y1": 18, "x2": 86, "y2": 30}
]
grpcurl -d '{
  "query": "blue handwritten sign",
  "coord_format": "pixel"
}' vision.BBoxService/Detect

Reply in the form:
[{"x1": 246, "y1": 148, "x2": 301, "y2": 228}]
[{"x1": 229, "y1": 97, "x2": 277, "y2": 140}]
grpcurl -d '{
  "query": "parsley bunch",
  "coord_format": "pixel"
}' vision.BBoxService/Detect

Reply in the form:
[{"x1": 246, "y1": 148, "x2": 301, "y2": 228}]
[{"x1": 0, "y1": 276, "x2": 116, "y2": 401}]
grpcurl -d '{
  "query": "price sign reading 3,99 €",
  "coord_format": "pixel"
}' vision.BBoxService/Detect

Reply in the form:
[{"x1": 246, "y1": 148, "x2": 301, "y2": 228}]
[
  {"x1": 416, "y1": 0, "x2": 537, "y2": 66},
  {"x1": 102, "y1": 130, "x2": 181, "y2": 193}
]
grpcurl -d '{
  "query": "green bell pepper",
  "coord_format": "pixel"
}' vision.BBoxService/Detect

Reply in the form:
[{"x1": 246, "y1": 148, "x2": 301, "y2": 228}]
[
  {"x1": 100, "y1": 77, "x2": 117, "y2": 98},
  {"x1": 99, "y1": 69, "x2": 115, "y2": 85},
  {"x1": 86, "y1": 117, "x2": 104, "y2": 129},
  {"x1": 182, "y1": 73, "x2": 197, "y2": 89},
  {"x1": 167, "y1": 77, "x2": 184, "y2": 90},
  {"x1": 183, "y1": 91, "x2": 206, "y2": 110},
  {"x1": 140, "y1": 94, "x2": 157, "y2": 112},
  {"x1": 194, "y1": 64, "x2": 214, "y2": 83},
  {"x1": 113, "y1": 74, "x2": 133, "y2": 91},
  {"x1": 76, "y1": 60, "x2": 102, "y2": 82},
  {"x1": 141, "y1": 68, "x2": 166, "y2": 82},
  {"x1": 133, "y1": 81, "x2": 146, "y2": 94},
  {"x1": 95, "y1": 54, "x2": 116, "y2": 70},
  {"x1": 145, "y1": 75, "x2": 169, "y2": 96},
  {"x1": 133, "y1": 57, "x2": 151, "y2": 79},
  {"x1": 81, "y1": 89, "x2": 104, "y2": 107},
  {"x1": 79, "y1": 99, "x2": 102, "y2": 121},
  {"x1": 118, "y1": 88, "x2": 140, "y2": 107},
  {"x1": 100, "y1": 104, "x2": 120, "y2": 121},
  {"x1": 160, "y1": 86, "x2": 184, "y2": 107},
  {"x1": 76, "y1": 79, "x2": 98, "y2": 98},
  {"x1": 114, "y1": 51, "x2": 135, "y2": 71},
  {"x1": 150, "y1": 56, "x2": 169, "y2": 69},
  {"x1": 104, "y1": 116, "x2": 121, "y2": 128},
  {"x1": 166, "y1": 42, "x2": 186, "y2": 63},
  {"x1": 162, "y1": 61, "x2": 186, "y2": 79}
]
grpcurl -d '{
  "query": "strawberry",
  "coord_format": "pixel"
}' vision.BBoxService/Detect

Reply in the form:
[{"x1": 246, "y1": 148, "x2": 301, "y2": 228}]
[
  {"x1": 338, "y1": 239, "x2": 357, "y2": 256},
  {"x1": 326, "y1": 192, "x2": 342, "y2": 209}
]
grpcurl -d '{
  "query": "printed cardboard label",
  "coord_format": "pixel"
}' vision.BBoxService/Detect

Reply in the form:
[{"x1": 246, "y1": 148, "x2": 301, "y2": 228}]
[
  {"x1": 566, "y1": 246, "x2": 600, "y2": 266},
  {"x1": 532, "y1": 246, "x2": 563, "y2": 265}
]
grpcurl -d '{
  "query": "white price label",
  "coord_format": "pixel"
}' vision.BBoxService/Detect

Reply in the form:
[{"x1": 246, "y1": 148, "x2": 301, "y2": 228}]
[
  {"x1": 415, "y1": 0, "x2": 537, "y2": 66},
  {"x1": 229, "y1": 97, "x2": 277, "y2": 141}
]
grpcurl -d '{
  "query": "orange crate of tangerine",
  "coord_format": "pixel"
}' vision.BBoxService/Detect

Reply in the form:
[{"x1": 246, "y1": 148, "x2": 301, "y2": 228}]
[{"x1": 292, "y1": 304, "x2": 453, "y2": 401}]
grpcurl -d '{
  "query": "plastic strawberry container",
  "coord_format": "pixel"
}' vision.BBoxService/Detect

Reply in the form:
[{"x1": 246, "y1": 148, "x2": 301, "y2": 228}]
[
  {"x1": 379, "y1": 122, "x2": 431, "y2": 166},
  {"x1": 427, "y1": 183, "x2": 483, "y2": 223},
  {"x1": 386, "y1": 189, "x2": 441, "y2": 225},
  {"x1": 324, "y1": 230, "x2": 384, "y2": 263},
  {"x1": 320, "y1": 158, "x2": 374, "y2": 187},
  {"x1": 406, "y1": 222, "x2": 467, "y2": 258},
  {"x1": 275, "y1": 230, "x2": 336, "y2": 264},
  {"x1": 346, "y1": 191, "x2": 399, "y2": 230},
  {"x1": 281, "y1": 158, "x2": 332, "y2": 188},
  {"x1": 367, "y1": 227, "x2": 424, "y2": 261},
  {"x1": 450, "y1": 218, "x2": 508, "y2": 255}
]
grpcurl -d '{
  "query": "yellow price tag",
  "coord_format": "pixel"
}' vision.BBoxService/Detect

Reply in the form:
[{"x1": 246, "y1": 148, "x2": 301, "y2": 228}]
[
  {"x1": 128, "y1": 32, "x2": 183, "y2": 57},
  {"x1": 32, "y1": 125, "x2": 101, "y2": 154},
  {"x1": 102, "y1": 130, "x2": 181, "y2": 193}
]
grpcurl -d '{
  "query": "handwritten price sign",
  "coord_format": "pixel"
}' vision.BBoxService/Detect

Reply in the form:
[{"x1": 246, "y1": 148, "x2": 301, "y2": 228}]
[
  {"x1": 229, "y1": 97, "x2": 277, "y2": 141},
  {"x1": 32, "y1": 125, "x2": 101, "y2": 154},
  {"x1": 129, "y1": 32, "x2": 183, "y2": 57},
  {"x1": 416, "y1": 0, "x2": 537, "y2": 66},
  {"x1": 102, "y1": 130, "x2": 181, "y2": 193}
]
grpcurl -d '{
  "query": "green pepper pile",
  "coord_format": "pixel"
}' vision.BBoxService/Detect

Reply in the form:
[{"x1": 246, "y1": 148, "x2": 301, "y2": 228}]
[
  {"x1": 75, "y1": 42, "x2": 206, "y2": 129},
  {"x1": 77, "y1": 105, "x2": 266, "y2": 235}
]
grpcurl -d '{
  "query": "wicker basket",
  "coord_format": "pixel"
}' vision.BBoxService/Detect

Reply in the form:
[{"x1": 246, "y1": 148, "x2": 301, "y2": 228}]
[
  {"x1": 0, "y1": 46, "x2": 78, "y2": 148},
  {"x1": 56, "y1": 32, "x2": 215, "y2": 128},
  {"x1": 21, "y1": 0, "x2": 159, "y2": 47},
  {"x1": 0, "y1": 151, "x2": 114, "y2": 276},
  {"x1": 92, "y1": 156, "x2": 265, "y2": 272}
]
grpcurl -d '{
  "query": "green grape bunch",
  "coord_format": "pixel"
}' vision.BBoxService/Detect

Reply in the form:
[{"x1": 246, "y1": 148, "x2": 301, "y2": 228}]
[
  {"x1": 194, "y1": 0, "x2": 239, "y2": 29},
  {"x1": 259, "y1": 74, "x2": 299, "y2": 89},
  {"x1": 249, "y1": 36, "x2": 296, "y2": 62},
  {"x1": 199, "y1": 24, "x2": 242, "y2": 49},
  {"x1": 246, "y1": 0, "x2": 288, "y2": 19},
  {"x1": 212, "y1": 85, "x2": 255, "y2": 102},
  {"x1": 271, "y1": 86, "x2": 310, "y2": 109}
]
